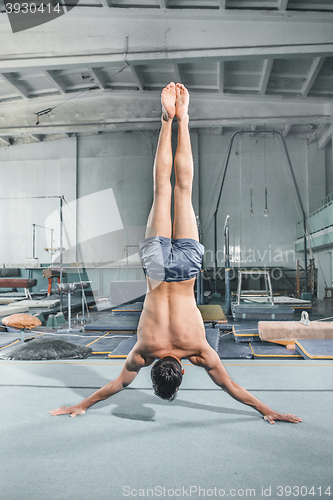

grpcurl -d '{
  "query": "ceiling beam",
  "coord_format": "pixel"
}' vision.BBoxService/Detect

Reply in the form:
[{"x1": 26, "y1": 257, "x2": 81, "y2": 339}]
[
  {"x1": 128, "y1": 65, "x2": 144, "y2": 92},
  {"x1": 278, "y1": 0, "x2": 289, "y2": 10},
  {"x1": 308, "y1": 123, "x2": 325, "y2": 144},
  {"x1": 1, "y1": 11, "x2": 333, "y2": 72},
  {"x1": 288, "y1": 2, "x2": 333, "y2": 10},
  {"x1": 174, "y1": 64, "x2": 182, "y2": 84},
  {"x1": 0, "y1": 90, "x2": 329, "y2": 136},
  {"x1": 0, "y1": 137, "x2": 12, "y2": 146},
  {"x1": 0, "y1": 74, "x2": 29, "y2": 99},
  {"x1": 89, "y1": 68, "x2": 107, "y2": 90},
  {"x1": 43, "y1": 70, "x2": 66, "y2": 94},
  {"x1": 218, "y1": 61, "x2": 224, "y2": 93},
  {"x1": 231, "y1": 1, "x2": 276, "y2": 6},
  {"x1": 258, "y1": 59, "x2": 273, "y2": 95},
  {"x1": 29, "y1": 134, "x2": 43, "y2": 141},
  {"x1": 301, "y1": 57, "x2": 325, "y2": 97},
  {"x1": 317, "y1": 124, "x2": 333, "y2": 150},
  {"x1": 282, "y1": 124, "x2": 292, "y2": 137}
]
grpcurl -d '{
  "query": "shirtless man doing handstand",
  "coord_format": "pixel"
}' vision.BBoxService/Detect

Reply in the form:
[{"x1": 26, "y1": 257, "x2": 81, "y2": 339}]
[{"x1": 50, "y1": 83, "x2": 302, "y2": 425}]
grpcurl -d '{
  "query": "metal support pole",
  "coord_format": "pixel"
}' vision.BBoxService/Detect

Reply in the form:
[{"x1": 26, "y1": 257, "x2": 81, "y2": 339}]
[
  {"x1": 200, "y1": 270, "x2": 204, "y2": 305},
  {"x1": 32, "y1": 224, "x2": 36, "y2": 259},
  {"x1": 214, "y1": 130, "x2": 308, "y2": 294},
  {"x1": 60, "y1": 196, "x2": 64, "y2": 312},
  {"x1": 214, "y1": 212, "x2": 218, "y2": 294},
  {"x1": 214, "y1": 132, "x2": 239, "y2": 294},
  {"x1": 81, "y1": 288, "x2": 85, "y2": 321},
  {"x1": 279, "y1": 134, "x2": 308, "y2": 293},
  {"x1": 50, "y1": 229, "x2": 54, "y2": 263},
  {"x1": 67, "y1": 290, "x2": 71, "y2": 330},
  {"x1": 224, "y1": 215, "x2": 231, "y2": 315}
]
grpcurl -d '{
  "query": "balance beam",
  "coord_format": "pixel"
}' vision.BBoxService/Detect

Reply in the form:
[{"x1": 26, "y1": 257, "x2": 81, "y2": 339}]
[
  {"x1": 259, "y1": 320, "x2": 333, "y2": 342},
  {"x1": 0, "y1": 279, "x2": 37, "y2": 299}
]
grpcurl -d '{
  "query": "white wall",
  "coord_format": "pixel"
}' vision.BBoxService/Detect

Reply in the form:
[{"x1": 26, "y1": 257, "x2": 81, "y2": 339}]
[
  {"x1": 199, "y1": 134, "x2": 309, "y2": 271},
  {"x1": 0, "y1": 138, "x2": 76, "y2": 267},
  {"x1": 0, "y1": 130, "x2": 331, "y2": 297}
]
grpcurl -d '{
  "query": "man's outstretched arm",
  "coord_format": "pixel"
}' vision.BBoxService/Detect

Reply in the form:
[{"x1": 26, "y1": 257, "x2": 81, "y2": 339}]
[
  {"x1": 49, "y1": 351, "x2": 151, "y2": 417},
  {"x1": 197, "y1": 349, "x2": 302, "y2": 424}
]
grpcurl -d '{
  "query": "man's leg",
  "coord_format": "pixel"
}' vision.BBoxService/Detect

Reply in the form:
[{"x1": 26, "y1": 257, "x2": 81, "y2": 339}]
[
  {"x1": 145, "y1": 83, "x2": 176, "y2": 239},
  {"x1": 173, "y1": 83, "x2": 199, "y2": 241}
]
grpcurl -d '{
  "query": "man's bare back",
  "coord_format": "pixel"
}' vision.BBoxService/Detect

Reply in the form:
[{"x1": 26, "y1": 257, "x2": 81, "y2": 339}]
[
  {"x1": 134, "y1": 278, "x2": 207, "y2": 362},
  {"x1": 50, "y1": 83, "x2": 302, "y2": 425}
]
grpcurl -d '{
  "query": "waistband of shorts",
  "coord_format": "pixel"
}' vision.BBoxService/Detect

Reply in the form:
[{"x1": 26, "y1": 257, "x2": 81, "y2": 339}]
[{"x1": 140, "y1": 236, "x2": 204, "y2": 246}]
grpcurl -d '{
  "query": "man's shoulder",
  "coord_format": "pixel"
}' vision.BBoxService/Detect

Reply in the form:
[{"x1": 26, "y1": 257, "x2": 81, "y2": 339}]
[
  {"x1": 187, "y1": 344, "x2": 220, "y2": 370},
  {"x1": 126, "y1": 347, "x2": 155, "y2": 369}
]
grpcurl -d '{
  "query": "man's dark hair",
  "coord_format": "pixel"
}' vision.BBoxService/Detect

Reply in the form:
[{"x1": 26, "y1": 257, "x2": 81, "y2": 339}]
[{"x1": 151, "y1": 356, "x2": 183, "y2": 402}]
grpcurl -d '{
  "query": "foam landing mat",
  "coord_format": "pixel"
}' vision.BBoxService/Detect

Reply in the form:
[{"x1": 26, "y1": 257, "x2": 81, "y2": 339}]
[
  {"x1": 295, "y1": 339, "x2": 333, "y2": 360},
  {"x1": 218, "y1": 332, "x2": 253, "y2": 359},
  {"x1": 249, "y1": 342, "x2": 303, "y2": 359},
  {"x1": 231, "y1": 322, "x2": 261, "y2": 343}
]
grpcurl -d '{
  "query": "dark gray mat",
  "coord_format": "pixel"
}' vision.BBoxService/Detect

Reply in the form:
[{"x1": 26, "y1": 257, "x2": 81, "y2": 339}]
[
  {"x1": 218, "y1": 332, "x2": 253, "y2": 359},
  {"x1": 250, "y1": 341, "x2": 302, "y2": 359},
  {"x1": 111, "y1": 301, "x2": 144, "y2": 315},
  {"x1": 232, "y1": 303, "x2": 295, "y2": 321},
  {"x1": 232, "y1": 322, "x2": 261, "y2": 343},
  {"x1": 85, "y1": 313, "x2": 139, "y2": 332},
  {"x1": 295, "y1": 339, "x2": 333, "y2": 360}
]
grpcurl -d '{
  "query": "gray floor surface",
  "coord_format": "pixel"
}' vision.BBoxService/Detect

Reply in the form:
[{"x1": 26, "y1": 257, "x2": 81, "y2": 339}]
[{"x1": 0, "y1": 359, "x2": 332, "y2": 500}]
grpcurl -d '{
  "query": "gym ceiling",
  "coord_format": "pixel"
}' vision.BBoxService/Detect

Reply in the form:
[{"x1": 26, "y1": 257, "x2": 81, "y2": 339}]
[{"x1": 0, "y1": 0, "x2": 332, "y2": 148}]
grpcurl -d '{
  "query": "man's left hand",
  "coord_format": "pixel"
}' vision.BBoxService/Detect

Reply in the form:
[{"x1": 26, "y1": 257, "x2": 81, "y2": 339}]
[{"x1": 263, "y1": 412, "x2": 302, "y2": 424}]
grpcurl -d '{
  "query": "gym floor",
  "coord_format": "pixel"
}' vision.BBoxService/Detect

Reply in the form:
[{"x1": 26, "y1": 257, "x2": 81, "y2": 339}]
[{"x1": 1, "y1": 357, "x2": 332, "y2": 500}]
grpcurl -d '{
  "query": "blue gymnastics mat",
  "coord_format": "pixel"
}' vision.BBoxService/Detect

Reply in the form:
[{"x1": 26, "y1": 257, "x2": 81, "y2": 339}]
[
  {"x1": 231, "y1": 322, "x2": 261, "y2": 343},
  {"x1": 218, "y1": 332, "x2": 253, "y2": 359},
  {"x1": 0, "y1": 332, "x2": 20, "y2": 349},
  {"x1": 250, "y1": 342, "x2": 303, "y2": 359},
  {"x1": 231, "y1": 303, "x2": 295, "y2": 321},
  {"x1": 109, "y1": 328, "x2": 221, "y2": 359},
  {"x1": 295, "y1": 339, "x2": 333, "y2": 360},
  {"x1": 85, "y1": 314, "x2": 139, "y2": 332},
  {"x1": 111, "y1": 302, "x2": 143, "y2": 315}
]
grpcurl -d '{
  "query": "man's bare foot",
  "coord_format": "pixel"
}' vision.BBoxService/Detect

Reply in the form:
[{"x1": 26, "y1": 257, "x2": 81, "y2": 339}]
[
  {"x1": 161, "y1": 82, "x2": 176, "y2": 121},
  {"x1": 175, "y1": 83, "x2": 189, "y2": 121}
]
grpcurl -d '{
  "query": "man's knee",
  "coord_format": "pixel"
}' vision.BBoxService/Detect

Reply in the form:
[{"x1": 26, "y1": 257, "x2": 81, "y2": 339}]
[
  {"x1": 174, "y1": 182, "x2": 192, "y2": 194},
  {"x1": 154, "y1": 183, "x2": 172, "y2": 198}
]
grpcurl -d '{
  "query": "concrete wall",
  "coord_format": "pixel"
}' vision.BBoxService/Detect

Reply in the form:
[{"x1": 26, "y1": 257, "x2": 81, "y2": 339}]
[
  {"x1": 199, "y1": 134, "x2": 309, "y2": 271},
  {"x1": 325, "y1": 143, "x2": 333, "y2": 196},
  {"x1": 0, "y1": 138, "x2": 76, "y2": 267},
  {"x1": 0, "y1": 130, "x2": 331, "y2": 297}
]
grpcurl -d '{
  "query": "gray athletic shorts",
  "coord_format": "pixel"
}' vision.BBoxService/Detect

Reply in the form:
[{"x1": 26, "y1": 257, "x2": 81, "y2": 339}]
[{"x1": 139, "y1": 236, "x2": 205, "y2": 282}]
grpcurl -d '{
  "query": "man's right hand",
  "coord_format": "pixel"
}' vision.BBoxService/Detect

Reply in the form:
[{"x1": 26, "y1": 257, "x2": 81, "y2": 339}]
[{"x1": 49, "y1": 405, "x2": 86, "y2": 417}]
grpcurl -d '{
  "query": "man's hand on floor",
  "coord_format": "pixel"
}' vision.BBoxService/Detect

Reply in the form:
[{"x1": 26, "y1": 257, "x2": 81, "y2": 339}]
[
  {"x1": 49, "y1": 405, "x2": 86, "y2": 417},
  {"x1": 263, "y1": 411, "x2": 302, "y2": 424}
]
